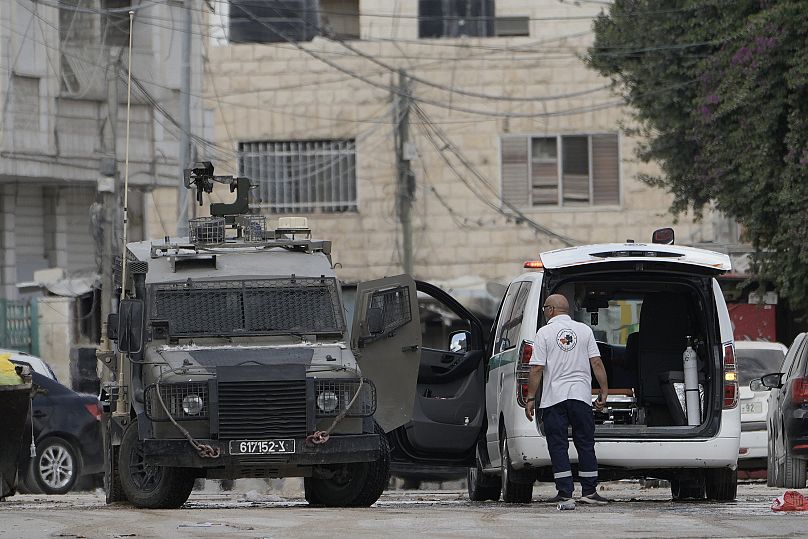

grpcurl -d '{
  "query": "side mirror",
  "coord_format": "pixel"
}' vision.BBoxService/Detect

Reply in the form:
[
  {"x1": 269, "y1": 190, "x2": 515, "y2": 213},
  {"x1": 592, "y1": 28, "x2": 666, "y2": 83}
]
[
  {"x1": 366, "y1": 307, "x2": 384, "y2": 335},
  {"x1": 117, "y1": 299, "x2": 145, "y2": 354},
  {"x1": 759, "y1": 372, "x2": 783, "y2": 390},
  {"x1": 449, "y1": 330, "x2": 471, "y2": 353},
  {"x1": 749, "y1": 379, "x2": 766, "y2": 392},
  {"x1": 652, "y1": 227, "x2": 675, "y2": 245}
]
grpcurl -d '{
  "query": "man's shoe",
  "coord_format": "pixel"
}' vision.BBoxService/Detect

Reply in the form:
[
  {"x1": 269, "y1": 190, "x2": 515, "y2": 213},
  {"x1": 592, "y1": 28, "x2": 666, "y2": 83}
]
[
  {"x1": 579, "y1": 492, "x2": 609, "y2": 505},
  {"x1": 545, "y1": 493, "x2": 573, "y2": 503}
]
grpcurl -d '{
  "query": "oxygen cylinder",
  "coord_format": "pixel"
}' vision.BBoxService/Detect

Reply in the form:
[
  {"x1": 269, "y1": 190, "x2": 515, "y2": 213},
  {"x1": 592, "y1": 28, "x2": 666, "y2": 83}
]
[{"x1": 683, "y1": 336, "x2": 700, "y2": 426}]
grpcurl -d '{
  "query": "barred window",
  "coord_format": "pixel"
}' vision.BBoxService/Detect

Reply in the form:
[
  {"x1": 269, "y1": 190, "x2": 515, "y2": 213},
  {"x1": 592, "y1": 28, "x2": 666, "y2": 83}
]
[
  {"x1": 418, "y1": 0, "x2": 495, "y2": 38},
  {"x1": 500, "y1": 133, "x2": 620, "y2": 208},
  {"x1": 238, "y1": 139, "x2": 357, "y2": 213}
]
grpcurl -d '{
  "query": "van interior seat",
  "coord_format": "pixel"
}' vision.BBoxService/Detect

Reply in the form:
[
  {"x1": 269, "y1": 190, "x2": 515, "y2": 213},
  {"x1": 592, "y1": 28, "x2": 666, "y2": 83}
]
[
  {"x1": 609, "y1": 331, "x2": 639, "y2": 390},
  {"x1": 637, "y1": 292, "x2": 695, "y2": 406}
]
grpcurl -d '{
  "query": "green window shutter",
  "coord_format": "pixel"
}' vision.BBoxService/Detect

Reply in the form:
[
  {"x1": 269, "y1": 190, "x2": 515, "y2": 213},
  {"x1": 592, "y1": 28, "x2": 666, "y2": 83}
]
[
  {"x1": 592, "y1": 134, "x2": 620, "y2": 206},
  {"x1": 500, "y1": 136, "x2": 529, "y2": 208}
]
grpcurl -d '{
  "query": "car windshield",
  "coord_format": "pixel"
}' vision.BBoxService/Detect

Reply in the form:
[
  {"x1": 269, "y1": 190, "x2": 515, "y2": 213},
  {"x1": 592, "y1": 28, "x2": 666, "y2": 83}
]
[{"x1": 736, "y1": 348, "x2": 785, "y2": 385}]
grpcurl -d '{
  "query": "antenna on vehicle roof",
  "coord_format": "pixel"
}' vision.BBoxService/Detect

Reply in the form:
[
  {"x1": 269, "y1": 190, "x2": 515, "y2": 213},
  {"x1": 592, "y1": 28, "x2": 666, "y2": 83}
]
[{"x1": 115, "y1": 10, "x2": 136, "y2": 418}]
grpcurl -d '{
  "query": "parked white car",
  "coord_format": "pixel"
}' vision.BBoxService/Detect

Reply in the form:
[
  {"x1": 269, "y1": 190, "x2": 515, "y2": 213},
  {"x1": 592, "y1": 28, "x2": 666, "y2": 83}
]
[
  {"x1": 468, "y1": 235, "x2": 741, "y2": 502},
  {"x1": 735, "y1": 341, "x2": 787, "y2": 468}
]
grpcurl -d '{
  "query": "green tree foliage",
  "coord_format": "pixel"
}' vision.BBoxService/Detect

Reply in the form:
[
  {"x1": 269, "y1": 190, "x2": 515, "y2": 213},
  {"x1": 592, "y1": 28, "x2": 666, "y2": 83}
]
[{"x1": 588, "y1": 0, "x2": 808, "y2": 305}]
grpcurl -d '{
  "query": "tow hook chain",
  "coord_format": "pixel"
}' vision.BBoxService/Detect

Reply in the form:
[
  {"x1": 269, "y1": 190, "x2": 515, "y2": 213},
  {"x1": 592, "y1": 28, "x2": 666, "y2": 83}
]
[
  {"x1": 305, "y1": 431, "x2": 331, "y2": 445},
  {"x1": 196, "y1": 443, "x2": 221, "y2": 459}
]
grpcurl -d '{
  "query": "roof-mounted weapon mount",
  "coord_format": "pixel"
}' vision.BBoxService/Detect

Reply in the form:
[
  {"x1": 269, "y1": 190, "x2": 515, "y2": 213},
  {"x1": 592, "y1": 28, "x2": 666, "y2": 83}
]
[
  {"x1": 155, "y1": 162, "x2": 323, "y2": 258},
  {"x1": 184, "y1": 161, "x2": 250, "y2": 218}
]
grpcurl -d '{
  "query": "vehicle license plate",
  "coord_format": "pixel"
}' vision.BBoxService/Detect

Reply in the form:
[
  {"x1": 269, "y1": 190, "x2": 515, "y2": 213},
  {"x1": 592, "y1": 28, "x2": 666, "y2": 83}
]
[
  {"x1": 229, "y1": 439, "x2": 295, "y2": 455},
  {"x1": 741, "y1": 402, "x2": 762, "y2": 414}
]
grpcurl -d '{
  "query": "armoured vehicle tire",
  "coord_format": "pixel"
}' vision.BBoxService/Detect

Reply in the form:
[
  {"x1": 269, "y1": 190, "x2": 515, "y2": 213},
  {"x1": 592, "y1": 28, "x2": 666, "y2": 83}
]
[
  {"x1": 500, "y1": 437, "x2": 533, "y2": 503},
  {"x1": 32, "y1": 437, "x2": 79, "y2": 495},
  {"x1": 670, "y1": 473, "x2": 705, "y2": 501},
  {"x1": 118, "y1": 419, "x2": 195, "y2": 508},
  {"x1": 304, "y1": 424, "x2": 391, "y2": 507},
  {"x1": 467, "y1": 451, "x2": 501, "y2": 502},
  {"x1": 782, "y1": 447, "x2": 807, "y2": 489},
  {"x1": 705, "y1": 468, "x2": 737, "y2": 501},
  {"x1": 104, "y1": 421, "x2": 125, "y2": 504}
]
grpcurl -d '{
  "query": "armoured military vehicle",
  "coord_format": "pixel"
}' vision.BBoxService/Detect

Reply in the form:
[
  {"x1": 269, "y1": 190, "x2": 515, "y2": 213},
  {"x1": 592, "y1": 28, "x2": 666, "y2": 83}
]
[{"x1": 100, "y1": 163, "x2": 423, "y2": 508}]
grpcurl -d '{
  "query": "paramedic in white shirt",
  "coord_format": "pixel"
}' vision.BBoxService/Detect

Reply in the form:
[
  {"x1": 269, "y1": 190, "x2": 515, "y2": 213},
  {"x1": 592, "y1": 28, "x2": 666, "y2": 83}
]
[{"x1": 524, "y1": 294, "x2": 610, "y2": 505}]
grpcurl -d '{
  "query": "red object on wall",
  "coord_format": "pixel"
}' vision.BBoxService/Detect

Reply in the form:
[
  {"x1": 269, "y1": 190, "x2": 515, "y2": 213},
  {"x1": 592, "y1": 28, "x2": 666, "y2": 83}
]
[{"x1": 728, "y1": 303, "x2": 776, "y2": 341}]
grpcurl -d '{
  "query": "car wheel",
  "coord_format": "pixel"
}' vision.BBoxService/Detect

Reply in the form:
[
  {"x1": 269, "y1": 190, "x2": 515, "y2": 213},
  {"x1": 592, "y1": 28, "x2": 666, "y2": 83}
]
[
  {"x1": 32, "y1": 437, "x2": 80, "y2": 495},
  {"x1": 670, "y1": 473, "x2": 705, "y2": 501},
  {"x1": 705, "y1": 468, "x2": 737, "y2": 501},
  {"x1": 118, "y1": 419, "x2": 195, "y2": 508},
  {"x1": 782, "y1": 447, "x2": 807, "y2": 489},
  {"x1": 467, "y1": 446, "x2": 501, "y2": 502},
  {"x1": 766, "y1": 435, "x2": 776, "y2": 487},
  {"x1": 500, "y1": 437, "x2": 533, "y2": 503},
  {"x1": 304, "y1": 422, "x2": 391, "y2": 507}
]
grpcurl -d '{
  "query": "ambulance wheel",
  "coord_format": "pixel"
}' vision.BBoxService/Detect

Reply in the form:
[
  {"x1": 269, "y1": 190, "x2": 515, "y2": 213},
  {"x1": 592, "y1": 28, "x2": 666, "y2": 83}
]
[{"x1": 500, "y1": 437, "x2": 533, "y2": 503}]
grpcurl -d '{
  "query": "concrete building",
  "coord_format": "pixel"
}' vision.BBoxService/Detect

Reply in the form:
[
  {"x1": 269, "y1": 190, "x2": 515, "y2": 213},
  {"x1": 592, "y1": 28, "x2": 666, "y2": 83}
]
[
  {"x1": 0, "y1": 1, "x2": 205, "y2": 376},
  {"x1": 205, "y1": 0, "x2": 740, "y2": 319}
]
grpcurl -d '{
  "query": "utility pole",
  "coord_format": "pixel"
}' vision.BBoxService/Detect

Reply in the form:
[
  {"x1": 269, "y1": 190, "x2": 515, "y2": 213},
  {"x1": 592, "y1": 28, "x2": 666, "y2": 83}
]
[
  {"x1": 176, "y1": 0, "x2": 193, "y2": 237},
  {"x1": 97, "y1": 53, "x2": 119, "y2": 366},
  {"x1": 394, "y1": 69, "x2": 414, "y2": 274},
  {"x1": 102, "y1": 59, "x2": 119, "y2": 334}
]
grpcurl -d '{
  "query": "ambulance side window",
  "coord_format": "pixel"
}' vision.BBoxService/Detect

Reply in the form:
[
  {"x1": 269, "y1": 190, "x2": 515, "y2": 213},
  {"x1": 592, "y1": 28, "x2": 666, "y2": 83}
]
[
  {"x1": 501, "y1": 283, "x2": 531, "y2": 352},
  {"x1": 493, "y1": 283, "x2": 520, "y2": 354}
]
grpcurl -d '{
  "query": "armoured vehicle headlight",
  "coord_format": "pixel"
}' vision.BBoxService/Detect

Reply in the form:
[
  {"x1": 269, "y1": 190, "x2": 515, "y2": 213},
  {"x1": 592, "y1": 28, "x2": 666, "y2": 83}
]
[
  {"x1": 182, "y1": 394, "x2": 204, "y2": 415},
  {"x1": 316, "y1": 390, "x2": 339, "y2": 413}
]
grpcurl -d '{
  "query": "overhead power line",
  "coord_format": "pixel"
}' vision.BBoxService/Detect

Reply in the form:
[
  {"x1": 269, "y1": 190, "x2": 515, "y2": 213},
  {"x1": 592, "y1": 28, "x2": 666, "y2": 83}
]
[{"x1": 411, "y1": 102, "x2": 581, "y2": 247}]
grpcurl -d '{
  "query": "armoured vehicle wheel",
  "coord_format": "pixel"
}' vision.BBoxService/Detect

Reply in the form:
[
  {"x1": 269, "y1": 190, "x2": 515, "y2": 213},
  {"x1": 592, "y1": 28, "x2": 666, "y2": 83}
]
[
  {"x1": 670, "y1": 473, "x2": 705, "y2": 501},
  {"x1": 500, "y1": 437, "x2": 533, "y2": 503},
  {"x1": 304, "y1": 424, "x2": 391, "y2": 507},
  {"x1": 104, "y1": 420, "x2": 124, "y2": 504},
  {"x1": 467, "y1": 448, "x2": 501, "y2": 502},
  {"x1": 118, "y1": 419, "x2": 195, "y2": 508},
  {"x1": 705, "y1": 468, "x2": 737, "y2": 501},
  {"x1": 32, "y1": 437, "x2": 79, "y2": 495}
]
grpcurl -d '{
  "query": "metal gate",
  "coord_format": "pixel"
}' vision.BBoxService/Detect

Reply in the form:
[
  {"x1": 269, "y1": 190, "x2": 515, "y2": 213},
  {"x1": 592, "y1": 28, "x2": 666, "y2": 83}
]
[{"x1": 0, "y1": 299, "x2": 38, "y2": 355}]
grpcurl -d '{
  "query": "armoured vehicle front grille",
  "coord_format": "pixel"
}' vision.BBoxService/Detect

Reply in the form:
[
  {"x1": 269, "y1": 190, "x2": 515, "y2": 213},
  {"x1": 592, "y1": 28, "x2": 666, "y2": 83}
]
[{"x1": 217, "y1": 379, "x2": 307, "y2": 439}]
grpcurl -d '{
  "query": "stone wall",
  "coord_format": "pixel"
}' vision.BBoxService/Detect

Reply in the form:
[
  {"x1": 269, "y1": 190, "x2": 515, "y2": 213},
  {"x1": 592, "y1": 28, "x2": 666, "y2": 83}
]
[{"x1": 205, "y1": 0, "x2": 715, "y2": 287}]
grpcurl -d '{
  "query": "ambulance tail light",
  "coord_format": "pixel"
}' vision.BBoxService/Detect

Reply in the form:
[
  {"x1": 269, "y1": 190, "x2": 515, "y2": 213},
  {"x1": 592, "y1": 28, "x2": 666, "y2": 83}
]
[
  {"x1": 516, "y1": 340, "x2": 534, "y2": 408},
  {"x1": 723, "y1": 342, "x2": 738, "y2": 409}
]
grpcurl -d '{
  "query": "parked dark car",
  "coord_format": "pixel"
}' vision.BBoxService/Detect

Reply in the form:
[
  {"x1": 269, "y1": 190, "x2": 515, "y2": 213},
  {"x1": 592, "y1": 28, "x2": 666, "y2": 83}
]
[
  {"x1": 9, "y1": 359, "x2": 104, "y2": 494},
  {"x1": 756, "y1": 332, "x2": 808, "y2": 488}
]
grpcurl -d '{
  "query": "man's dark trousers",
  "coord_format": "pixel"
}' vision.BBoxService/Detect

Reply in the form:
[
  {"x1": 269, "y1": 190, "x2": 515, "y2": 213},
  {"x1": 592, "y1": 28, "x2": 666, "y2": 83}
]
[{"x1": 540, "y1": 399, "x2": 598, "y2": 497}]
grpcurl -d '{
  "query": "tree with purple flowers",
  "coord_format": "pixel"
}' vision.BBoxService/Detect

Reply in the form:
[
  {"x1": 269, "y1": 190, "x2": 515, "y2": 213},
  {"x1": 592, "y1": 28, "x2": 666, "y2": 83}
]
[{"x1": 588, "y1": 0, "x2": 808, "y2": 307}]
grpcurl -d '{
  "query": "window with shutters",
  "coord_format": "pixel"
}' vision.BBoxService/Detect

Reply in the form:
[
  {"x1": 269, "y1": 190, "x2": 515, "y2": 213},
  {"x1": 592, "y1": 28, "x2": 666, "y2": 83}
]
[
  {"x1": 500, "y1": 133, "x2": 620, "y2": 208},
  {"x1": 238, "y1": 139, "x2": 357, "y2": 213}
]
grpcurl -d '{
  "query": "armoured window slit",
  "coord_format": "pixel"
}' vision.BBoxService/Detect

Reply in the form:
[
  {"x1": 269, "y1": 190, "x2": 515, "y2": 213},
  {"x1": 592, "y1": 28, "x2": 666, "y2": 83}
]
[{"x1": 149, "y1": 277, "x2": 345, "y2": 337}]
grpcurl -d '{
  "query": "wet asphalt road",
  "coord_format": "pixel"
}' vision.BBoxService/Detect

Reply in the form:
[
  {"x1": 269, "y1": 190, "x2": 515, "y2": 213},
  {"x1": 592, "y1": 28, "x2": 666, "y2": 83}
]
[{"x1": 0, "y1": 481, "x2": 805, "y2": 538}]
